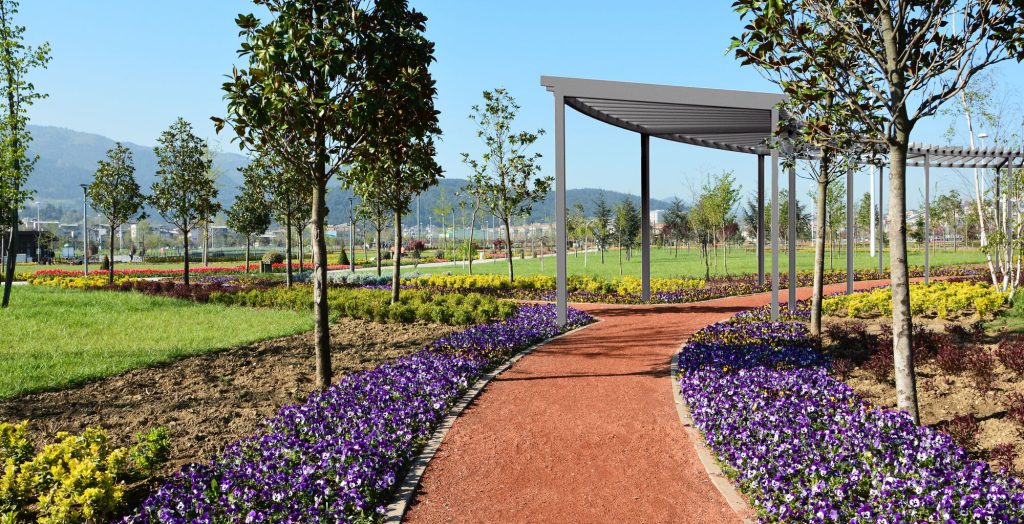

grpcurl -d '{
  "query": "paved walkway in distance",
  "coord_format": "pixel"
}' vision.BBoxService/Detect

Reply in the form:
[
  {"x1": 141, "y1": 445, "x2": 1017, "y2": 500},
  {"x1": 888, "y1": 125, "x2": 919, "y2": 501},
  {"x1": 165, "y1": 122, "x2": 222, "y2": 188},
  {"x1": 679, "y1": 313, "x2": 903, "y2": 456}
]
[{"x1": 403, "y1": 279, "x2": 895, "y2": 524}]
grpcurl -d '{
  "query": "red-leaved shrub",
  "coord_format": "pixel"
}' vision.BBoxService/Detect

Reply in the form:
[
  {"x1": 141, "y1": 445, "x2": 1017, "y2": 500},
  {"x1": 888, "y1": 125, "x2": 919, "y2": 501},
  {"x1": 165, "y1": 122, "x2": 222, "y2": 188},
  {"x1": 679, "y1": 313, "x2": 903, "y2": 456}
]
[
  {"x1": 940, "y1": 414, "x2": 981, "y2": 452},
  {"x1": 966, "y1": 349, "x2": 998, "y2": 392},
  {"x1": 997, "y1": 337, "x2": 1024, "y2": 375},
  {"x1": 991, "y1": 443, "x2": 1018, "y2": 473},
  {"x1": 1007, "y1": 393, "x2": 1024, "y2": 426}
]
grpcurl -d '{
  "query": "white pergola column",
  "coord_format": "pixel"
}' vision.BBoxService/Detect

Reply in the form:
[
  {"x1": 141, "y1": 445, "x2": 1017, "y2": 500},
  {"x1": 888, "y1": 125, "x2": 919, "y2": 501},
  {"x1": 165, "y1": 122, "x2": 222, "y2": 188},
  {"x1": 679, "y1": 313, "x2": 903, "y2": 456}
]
[
  {"x1": 788, "y1": 164, "x2": 797, "y2": 311},
  {"x1": 757, "y1": 155, "x2": 765, "y2": 286},
  {"x1": 641, "y1": 133, "x2": 651, "y2": 302},
  {"x1": 924, "y1": 153, "x2": 930, "y2": 284},
  {"x1": 870, "y1": 165, "x2": 876, "y2": 257},
  {"x1": 878, "y1": 164, "x2": 884, "y2": 274},
  {"x1": 770, "y1": 109, "x2": 780, "y2": 320},
  {"x1": 847, "y1": 166, "x2": 854, "y2": 294},
  {"x1": 554, "y1": 93, "x2": 567, "y2": 326}
]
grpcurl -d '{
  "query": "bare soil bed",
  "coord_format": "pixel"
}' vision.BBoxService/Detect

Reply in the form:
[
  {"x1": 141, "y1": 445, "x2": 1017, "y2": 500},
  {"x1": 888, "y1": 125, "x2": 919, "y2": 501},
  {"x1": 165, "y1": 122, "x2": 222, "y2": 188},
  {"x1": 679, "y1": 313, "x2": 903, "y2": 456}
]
[
  {"x1": 821, "y1": 314, "x2": 1024, "y2": 475},
  {"x1": 0, "y1": 318, "x2": 456, "y2": 479}
]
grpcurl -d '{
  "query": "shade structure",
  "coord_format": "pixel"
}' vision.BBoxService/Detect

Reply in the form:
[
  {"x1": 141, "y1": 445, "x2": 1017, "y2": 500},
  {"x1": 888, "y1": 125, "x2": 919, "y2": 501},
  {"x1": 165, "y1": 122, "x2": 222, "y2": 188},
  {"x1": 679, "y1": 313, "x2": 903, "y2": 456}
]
[{"x1": 542, "y1": 75, "x2": 1022, "y2": 325}]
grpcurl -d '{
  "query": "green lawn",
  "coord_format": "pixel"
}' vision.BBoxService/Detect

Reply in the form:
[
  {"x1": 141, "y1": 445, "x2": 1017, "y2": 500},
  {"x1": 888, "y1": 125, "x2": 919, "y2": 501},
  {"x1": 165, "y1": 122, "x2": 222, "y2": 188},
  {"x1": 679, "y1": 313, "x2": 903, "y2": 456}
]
[
  {"x1": 0, "y1": 286, "x2": 313, "y2": 398},
  {"x1": 396, "y1": 246, "x2": 987, "y2": 280}
]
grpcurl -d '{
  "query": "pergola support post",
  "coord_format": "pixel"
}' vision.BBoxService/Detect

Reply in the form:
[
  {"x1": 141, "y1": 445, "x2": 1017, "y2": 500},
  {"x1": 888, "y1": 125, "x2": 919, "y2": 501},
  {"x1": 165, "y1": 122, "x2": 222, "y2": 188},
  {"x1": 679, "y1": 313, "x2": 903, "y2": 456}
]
[
  {"x1": 788, "y1": 164, "x2": 797, "y2": 311},
  {"x1": 878, "y1": 164, "x2": 884, "y2": 274},
  {"x1": 924, "y1": 154, "x2": 930, "y2": 284},
  {"x1": 757, "y1": 155, "x2": 765, "y2": 286},
  {"x1": 770, "y1": 109, "x2": 780, "y2": 320},
  {"x1": 640, "y1": 133, "x2": 651, "y2": 302},
  {"x1": 554, "y1": 93, "x2": 567, "y2": 326},
  {"x1": 847, "y1": 166, "x2": 854, "y2": 294}
]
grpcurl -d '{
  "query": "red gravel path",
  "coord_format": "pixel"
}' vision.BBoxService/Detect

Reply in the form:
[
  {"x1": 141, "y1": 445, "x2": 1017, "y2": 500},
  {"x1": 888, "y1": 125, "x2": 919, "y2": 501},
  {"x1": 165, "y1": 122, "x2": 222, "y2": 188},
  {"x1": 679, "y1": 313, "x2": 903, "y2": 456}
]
[{"x1": 403, "y1": 280, "x2": 895, "y2": 523}]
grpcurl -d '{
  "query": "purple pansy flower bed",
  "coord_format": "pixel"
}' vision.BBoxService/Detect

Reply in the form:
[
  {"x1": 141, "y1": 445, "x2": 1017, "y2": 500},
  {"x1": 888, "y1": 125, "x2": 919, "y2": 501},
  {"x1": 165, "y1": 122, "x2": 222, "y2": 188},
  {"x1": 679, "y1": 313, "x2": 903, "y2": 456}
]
[
  {"x1": 678, "y1": 306, "x2": 1024, "y2": 521},
  {"x1": 122, "y1": 304, "x2": 591, "y2": 523}
]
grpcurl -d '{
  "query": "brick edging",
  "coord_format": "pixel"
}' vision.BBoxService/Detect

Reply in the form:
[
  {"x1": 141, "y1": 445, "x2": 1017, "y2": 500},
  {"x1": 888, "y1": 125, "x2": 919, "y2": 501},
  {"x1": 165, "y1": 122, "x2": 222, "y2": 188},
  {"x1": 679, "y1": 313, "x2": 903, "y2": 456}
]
[
  {"x1": 384, "y1": 319, "x2": 599, "y2": 523},
  {"x1": 670, "y1": 352, "x2": 757, "y2": 523}
]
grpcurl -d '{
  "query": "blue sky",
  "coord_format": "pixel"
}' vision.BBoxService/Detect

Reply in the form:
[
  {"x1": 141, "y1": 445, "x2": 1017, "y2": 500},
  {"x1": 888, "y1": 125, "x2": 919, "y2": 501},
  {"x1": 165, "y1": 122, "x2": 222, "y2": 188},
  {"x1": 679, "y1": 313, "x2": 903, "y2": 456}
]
[{"x1": 20, "y1": 1, "x2": 1024, "y2": 208}]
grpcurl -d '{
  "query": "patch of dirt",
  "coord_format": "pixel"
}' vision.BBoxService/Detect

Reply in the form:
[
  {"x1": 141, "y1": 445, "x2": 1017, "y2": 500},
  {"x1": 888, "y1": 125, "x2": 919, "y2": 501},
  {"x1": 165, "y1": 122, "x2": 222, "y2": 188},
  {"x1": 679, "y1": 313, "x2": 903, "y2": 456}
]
[
  {"x1": 0, "y1": 318, "x2": 457, "y2": 479},
  {"x1": 822, "y1": 314, "x2": 1024, "y2": 475}
]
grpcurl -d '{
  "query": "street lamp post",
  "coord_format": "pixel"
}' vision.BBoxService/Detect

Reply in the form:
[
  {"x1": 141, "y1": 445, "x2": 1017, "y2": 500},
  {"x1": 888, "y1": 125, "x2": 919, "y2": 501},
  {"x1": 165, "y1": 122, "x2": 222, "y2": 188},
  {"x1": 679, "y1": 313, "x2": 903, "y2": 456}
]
[
  {"x1": 80, "y1": 184, "x2": 89, "y2": 275},
  {"x1": 34, "y1": 201, "x2": 40, "y2": 262},
  {"x1": 348, "y1": 196, "x2": 356, "y2": 272}
]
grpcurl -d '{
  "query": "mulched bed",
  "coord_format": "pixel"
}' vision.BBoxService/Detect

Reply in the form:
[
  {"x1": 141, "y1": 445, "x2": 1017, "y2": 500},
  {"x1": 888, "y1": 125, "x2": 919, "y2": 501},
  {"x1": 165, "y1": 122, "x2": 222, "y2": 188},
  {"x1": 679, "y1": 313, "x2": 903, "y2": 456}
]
[{"x1": 0, "y1": 318, "x2": 457, "y2": 479}]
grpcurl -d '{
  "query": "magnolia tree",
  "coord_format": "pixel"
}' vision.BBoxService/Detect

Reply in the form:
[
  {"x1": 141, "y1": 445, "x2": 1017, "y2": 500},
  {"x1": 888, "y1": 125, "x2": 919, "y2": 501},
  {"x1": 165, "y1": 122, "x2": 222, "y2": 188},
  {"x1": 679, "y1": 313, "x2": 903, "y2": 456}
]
[
  {"x1": 226, "y1": 165, "x2": 271, "y2": 273},
  {"x1": 462, "y1": 89, "x2": 550, "y2": 282},
  {"x1": 216, "y1": 0, "x2": 438, "y2": 387},
  {"x1": 731, "y1": 0, "x2": 1024, "y2": 423},
  {"x1": 0, "y1": 0, "x2": 48, "y2": 308},
  {"x1": 150, "y1": 118, "x2": 217, "y2": 286},
  {"x1": 87, "y1": 143, "x2": 146, "y2": 283}
]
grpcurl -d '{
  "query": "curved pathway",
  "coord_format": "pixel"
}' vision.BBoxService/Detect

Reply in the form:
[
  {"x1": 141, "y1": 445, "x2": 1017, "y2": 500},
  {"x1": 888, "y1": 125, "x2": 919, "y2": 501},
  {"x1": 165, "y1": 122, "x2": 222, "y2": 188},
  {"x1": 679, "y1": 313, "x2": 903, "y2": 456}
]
[{"x1": 403, "y1": 279, "x2": 895, "y2": 523}]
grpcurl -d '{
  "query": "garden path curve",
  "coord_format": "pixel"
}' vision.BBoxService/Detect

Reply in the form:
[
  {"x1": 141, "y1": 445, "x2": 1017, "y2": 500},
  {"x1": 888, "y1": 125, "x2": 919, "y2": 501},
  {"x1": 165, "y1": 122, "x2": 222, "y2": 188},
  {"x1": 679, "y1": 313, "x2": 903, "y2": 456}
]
[{"x1": 402, "y1": 279, "x2": 895, "y2": 523}]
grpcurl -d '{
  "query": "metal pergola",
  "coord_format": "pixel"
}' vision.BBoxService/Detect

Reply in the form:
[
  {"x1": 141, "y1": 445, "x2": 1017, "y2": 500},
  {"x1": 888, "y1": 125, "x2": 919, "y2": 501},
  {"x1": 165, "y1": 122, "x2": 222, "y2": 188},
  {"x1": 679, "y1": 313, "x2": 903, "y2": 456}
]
[{"x1": 542, "y1": 75, "x2": 1024, "y2": 325}]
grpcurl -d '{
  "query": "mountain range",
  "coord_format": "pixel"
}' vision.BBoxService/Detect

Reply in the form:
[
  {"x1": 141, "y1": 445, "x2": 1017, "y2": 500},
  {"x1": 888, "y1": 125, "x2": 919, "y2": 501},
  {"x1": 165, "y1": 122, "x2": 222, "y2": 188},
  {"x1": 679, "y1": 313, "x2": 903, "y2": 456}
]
[{"x1": 25, "y1": 125, "x2": 677, "y2": 226}]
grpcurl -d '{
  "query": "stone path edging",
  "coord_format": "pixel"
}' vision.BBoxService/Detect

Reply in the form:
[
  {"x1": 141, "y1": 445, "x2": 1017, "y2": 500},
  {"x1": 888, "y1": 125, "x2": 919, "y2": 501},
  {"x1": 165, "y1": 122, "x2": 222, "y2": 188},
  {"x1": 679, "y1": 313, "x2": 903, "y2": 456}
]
[
  {"x1": 383, "y1": 319, "x2": 600, "y2": 523},
  {"x1": 671, "y1": 352, "x2": 755, "y2": 523}
]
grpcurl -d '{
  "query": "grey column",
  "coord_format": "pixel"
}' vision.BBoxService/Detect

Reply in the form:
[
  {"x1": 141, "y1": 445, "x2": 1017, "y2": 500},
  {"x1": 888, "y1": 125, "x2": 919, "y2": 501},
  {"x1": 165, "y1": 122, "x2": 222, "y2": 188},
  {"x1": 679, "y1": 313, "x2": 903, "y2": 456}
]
[
  {"x1": 757, "y1": 155, "x2": 765, "y2": 286},
  {"x1": 554, "y1": 93, "x2": 567, "y2": 326},
  {"x1": 640, "y1": 133, "x2": 651, "y2": 302},
  {"x1": 878, "y1": 164, "x2": 884, "y2": 274},
  {"x1": 770, "y1": 110, "x2": 780, "y2": 320},
  {"x1": 788, "y1": 164, "x2": 797, "y2": 311},
  {"x1": 847, "y1": 166, "x2": 854, "y2": 294},
  {"x1": 924, "y1": 154, "x2": 930, "y2": 284}
]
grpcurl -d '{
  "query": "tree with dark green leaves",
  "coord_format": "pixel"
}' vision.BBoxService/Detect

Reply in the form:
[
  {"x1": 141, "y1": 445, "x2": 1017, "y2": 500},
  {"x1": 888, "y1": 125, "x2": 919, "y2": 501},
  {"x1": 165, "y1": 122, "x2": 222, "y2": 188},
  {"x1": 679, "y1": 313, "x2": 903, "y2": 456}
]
[
  {"x1": 462, "y1": 89, "x2": 549, "y2": 282},
  {"x1": 87, "y1": 143, "x2": 146, "y2": 284},
  {"x1": 731, "y1": 0, "x2": 1024, "y2": 422},
  {"x1": 614, "y1": 197, "x2": 640, "y2": 276},
  {"x1": 663, "y1": 197, "x2": 690, "y2": 257},
  {"x1": 590, "y1": 191, "x2": 613, "y2": 264},
  {"x1": 855, "y1": 192, "x2": 871, "y2": 245},
  {"x1": 245, "y1": 154, "x2": 307, "y2": 287},
  {"x1": 150, "y1": 118, "x2": 216, "y2": 286},
  {"x1": 350, "y1": 173, "x2": 392, "y2": 276},
  {"x1": 227, "y1": 166, "x2": 271, "y2": 274},
  {"x1": 0, "y1": 0, "x2": 48, "y2": 308}
]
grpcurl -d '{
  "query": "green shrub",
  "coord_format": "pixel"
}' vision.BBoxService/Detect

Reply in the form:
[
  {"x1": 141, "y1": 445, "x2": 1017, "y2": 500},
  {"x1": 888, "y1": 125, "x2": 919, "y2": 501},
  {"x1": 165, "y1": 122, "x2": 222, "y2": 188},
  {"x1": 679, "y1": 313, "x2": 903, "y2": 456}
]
[
  {"x1": 100, "y1": 255, "x2": 110, "y2": 271},
  {"x1": 337, "y1": 248, "x2": 349, "y2": 266},
  {"x1": 261, "y1": 251, "x2": 285, "y2": 264},
  {"x1": 130, "y1": 427, "x2": 170, "y2": 476}
]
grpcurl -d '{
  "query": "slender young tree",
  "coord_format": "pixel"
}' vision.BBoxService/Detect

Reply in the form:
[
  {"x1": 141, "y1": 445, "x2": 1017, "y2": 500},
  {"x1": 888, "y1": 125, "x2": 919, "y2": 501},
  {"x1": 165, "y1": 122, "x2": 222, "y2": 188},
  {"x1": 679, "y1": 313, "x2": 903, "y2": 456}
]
[
  {"x1": 87, "y1": 143, "x2": 146, "y2": 284},
  {"x1": 0, "y1": 0, "x2": 48, "y2": 308},
  {"x1": 732, "y1": 0, "x2": 1024, "y2": 422},
  {"x1": 227, "y1": 166, "x2": 272, "y2": 273},
  {"x1": 458, "y1": 183, "x2": 485, "y2": 275},
  {"x1": 150, "y1": 118, "x2": 216, "y2": 286},
  {"x1": 591, "y1": 191, "x2": 613, "y2": 264},
  {"x1": 461, "y1": 88, "x2": 550, "y2": 282},
  {"x1": 246, "y1": 154, "x2": 307, "y2": 286},
  {"x1": 350, "y1": 174, "x2": 393, "y2": 276},
  {"x1": 663, "y1": 197, "x2": 690, "y2": 257}
]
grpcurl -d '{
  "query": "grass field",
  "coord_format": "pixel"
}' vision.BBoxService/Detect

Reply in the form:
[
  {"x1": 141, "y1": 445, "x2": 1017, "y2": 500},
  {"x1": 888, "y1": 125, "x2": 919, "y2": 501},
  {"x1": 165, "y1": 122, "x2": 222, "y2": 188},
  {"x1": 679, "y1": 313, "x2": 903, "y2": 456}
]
[
  {"x1": 0, "y1": 286, "x2": 313, "y2": 398},
  {"x1": 396, "y1": 246, "x2": 987, "y2": 280}
]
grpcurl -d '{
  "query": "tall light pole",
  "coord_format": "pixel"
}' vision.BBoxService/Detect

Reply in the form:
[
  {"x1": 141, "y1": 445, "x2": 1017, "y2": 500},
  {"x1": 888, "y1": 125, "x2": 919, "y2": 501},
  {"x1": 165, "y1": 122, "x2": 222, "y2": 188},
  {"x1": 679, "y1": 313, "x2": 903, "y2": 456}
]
[
  {"x1": 34, "y1": 201, "x2": 40, "y2": 262},
  {"x1": 348, "y1": 195, "x2": 356, "y2": 272},
  {"x1": 80, "y1": 184, "x2": 89, "y2": 275}
]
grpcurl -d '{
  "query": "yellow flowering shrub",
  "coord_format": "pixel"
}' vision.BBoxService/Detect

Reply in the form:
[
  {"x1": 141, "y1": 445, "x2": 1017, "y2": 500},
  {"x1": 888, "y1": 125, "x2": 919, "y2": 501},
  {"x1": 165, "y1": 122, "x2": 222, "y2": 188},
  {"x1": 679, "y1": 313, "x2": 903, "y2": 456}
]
[
  {"x1": 823, "y1": 281, "x2": 1008, "y2": 319},
  {"x1": 0, "y1": 423, "x2": 169, "y2": 524},
  {"x1": 26, "y1": 275, "x2": 134, "y2": 290},
  {"x1": 409, "y1": 274, "x2": 704, "y2": 295}
]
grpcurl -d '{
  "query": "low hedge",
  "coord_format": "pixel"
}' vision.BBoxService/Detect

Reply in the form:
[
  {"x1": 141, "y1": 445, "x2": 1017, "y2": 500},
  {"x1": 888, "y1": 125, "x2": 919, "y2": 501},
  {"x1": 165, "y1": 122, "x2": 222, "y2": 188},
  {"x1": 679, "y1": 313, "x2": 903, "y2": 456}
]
[
  {"x1": 823, "y1": 280, "x2": 1008, "y2": 318},
  {"x1": 209, "y1": 285, "x2": 516, "y2": 325}
]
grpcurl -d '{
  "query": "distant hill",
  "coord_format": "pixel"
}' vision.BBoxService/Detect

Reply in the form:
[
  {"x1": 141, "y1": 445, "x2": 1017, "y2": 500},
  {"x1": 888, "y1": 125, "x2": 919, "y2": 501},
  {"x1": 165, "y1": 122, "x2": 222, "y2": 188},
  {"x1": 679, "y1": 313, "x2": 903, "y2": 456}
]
[
  {"x1": 25, "y1": 125, "x2": 249, "y2": 204},
  {"x1": 25, "y1": 125, "x2": 678, "y2": 226}
]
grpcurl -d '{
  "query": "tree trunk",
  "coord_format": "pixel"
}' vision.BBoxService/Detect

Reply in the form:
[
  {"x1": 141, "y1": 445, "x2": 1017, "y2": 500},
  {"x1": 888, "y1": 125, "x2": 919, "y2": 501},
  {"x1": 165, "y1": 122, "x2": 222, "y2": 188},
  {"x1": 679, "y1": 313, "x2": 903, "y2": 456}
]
[
  {"x1": 109, "y1": 223, "x2": 116, "y2": 284},
  {"x1": 375, "y1": 227, "x2": 382, "y2": 277},
  {"x1": 297, "y1": 225, "x2": 304, "y2": 272},
  {"x1": 1, "y1": 212, "x2": 17, "y2": 307},
  {"x1": 244, "y1": 236, "x2": 250, "y2": 274},
  {"x1": 311, "y1": 180, "x2": 331, "y2": 390},
  {"x1": 468, "y1": 207, "x2": 478, "y2": 275},
  {"x1": 182, "y1": 232, "x2": 190, "y2": 286},
  {"x1": 889, "y1": 132, "x2": 919, "y2": 423},
  {"x1": 202, "y1": 222, "x2": 209, "y2": 267},
  {"x1": 392, "y1": 211, "x2": 402, "y2": 303},
  {"x1": 504, "y1": 218, "x2": 514, "y2": 282},
  {"x1": 811, "y1": 172, "x2": 829, "y2": 337},
  {"x1": 285, "y1": 215, "x2": 293, "y2": 288}
]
